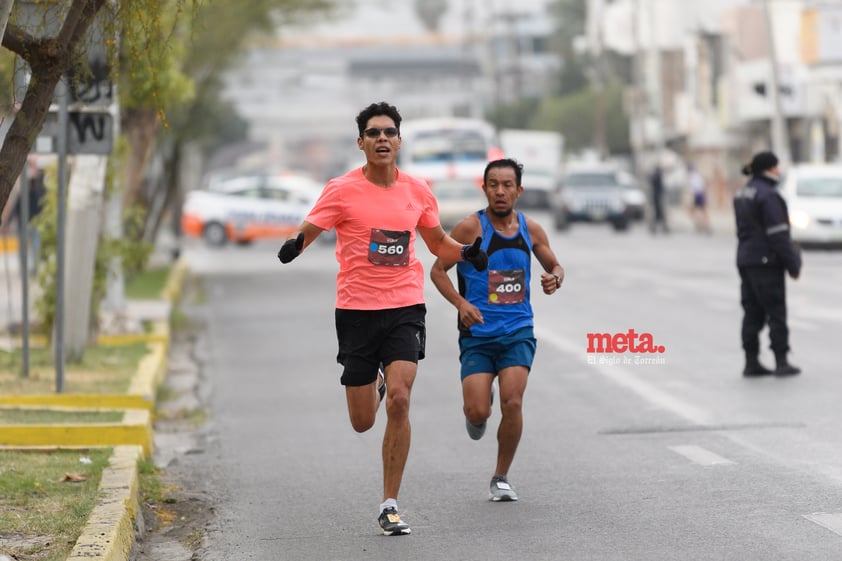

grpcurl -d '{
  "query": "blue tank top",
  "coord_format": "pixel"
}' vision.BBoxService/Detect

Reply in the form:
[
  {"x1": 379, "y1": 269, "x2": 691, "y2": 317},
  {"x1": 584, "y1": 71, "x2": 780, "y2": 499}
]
[{"x1": 456, "y1": 209, "x2": 534, "y2": 338}]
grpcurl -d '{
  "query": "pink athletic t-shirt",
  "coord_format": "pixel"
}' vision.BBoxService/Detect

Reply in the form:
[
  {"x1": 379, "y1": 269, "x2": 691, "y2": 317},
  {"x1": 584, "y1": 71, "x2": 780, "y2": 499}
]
[{"x1": 305, "y1": 167, "x2": 440, "y2": 310}]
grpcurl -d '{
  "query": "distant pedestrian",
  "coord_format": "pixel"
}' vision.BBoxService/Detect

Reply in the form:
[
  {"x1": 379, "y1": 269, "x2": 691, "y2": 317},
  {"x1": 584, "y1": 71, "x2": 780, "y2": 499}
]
[
  {"x1": 687, "y1": 163, "x2": 711, "y2": 234},
  {"x1": 430, "y1": 158, "x2": 564, "y2": 503},
  {"x1": 649, "y1": 164, "x2": 669, "y2": 234},
  {"x1": 276, "y1": 101, "x2": 488, "y2": 536},
  {"x1": 733, "y1": 151, "x2": 801, "y2": 377}
]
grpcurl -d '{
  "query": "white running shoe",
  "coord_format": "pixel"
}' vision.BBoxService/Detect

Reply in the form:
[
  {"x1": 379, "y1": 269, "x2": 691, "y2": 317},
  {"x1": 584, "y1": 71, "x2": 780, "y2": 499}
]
[{"x1": 489, "y1": 475, "x2": 518, "y2": 502}]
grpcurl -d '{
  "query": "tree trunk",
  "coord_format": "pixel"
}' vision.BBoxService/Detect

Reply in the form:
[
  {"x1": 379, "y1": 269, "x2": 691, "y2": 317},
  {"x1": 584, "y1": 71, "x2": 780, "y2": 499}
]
[
  {"x1": 0, "y1": 0, "x2": 107, "y2": 219},
  {"x1": 144, "y1": 140, "x2": 180, "y2": 246},
  {"x1": 0, "y1": 70, "x2": 64, "y2": 223},
  {"x1": 121, "y1": 106, "x2": 159, "y2": 225},
  {"x1": 0, "y1": 0, "x2": 15, "y2": 43}
]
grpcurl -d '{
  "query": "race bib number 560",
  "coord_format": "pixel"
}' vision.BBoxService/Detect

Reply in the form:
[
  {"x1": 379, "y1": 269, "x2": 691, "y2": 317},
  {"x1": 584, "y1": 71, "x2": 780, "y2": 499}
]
[{"x1": 368, "y1": 229, "x2": 411, "y2": 267}]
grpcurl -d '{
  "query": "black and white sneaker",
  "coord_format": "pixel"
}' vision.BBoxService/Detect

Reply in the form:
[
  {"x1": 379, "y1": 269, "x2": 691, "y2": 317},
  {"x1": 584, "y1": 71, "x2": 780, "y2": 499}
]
[{"x1": 378, "y1": 506, "x2": 411, "y2": 536}]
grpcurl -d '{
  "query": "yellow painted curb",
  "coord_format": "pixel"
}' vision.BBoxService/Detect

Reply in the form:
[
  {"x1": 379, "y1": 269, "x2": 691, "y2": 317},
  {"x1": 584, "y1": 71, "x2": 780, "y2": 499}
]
[
  {"x1": 98, "y1": 319, "x2": 170, "y2": 348},
  {"x1": 161, "y1": 258, "x2": 189, "y2": 303},
  {"x1": 127, "y1": 341, "x2": 168, "y2": 401},
  {"x1": 0, "y1": 234, "x2": 19, "y2": 253},
  {"x1": 66, "y1": 445, "x2": 143, "y2": 561},
  {"x1": 0, "y1": 326, "x2": 170, "y2": 411},
  {"x1": 0, "y1": 409, "x2": 153, "y2": 457},
  {"x1": 0, "y1": 393, "x2": 155, "y2": 410}
]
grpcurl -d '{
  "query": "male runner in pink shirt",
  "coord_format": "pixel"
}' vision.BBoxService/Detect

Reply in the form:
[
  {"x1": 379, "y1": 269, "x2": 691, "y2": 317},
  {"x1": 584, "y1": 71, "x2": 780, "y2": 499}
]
[{"x1": 278, "y1": 101, "x2": 488, "y2": 536}]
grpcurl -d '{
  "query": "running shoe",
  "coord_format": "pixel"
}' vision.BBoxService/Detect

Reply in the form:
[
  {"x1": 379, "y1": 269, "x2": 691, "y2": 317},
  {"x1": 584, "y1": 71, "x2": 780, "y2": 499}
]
[
  {"x1": 489, "y1": 475, "x2": 518, "y2": 502},
  {"x1": 465, "y1": 382, "x2": 495, "y2": 440},
  {"x1": 378, "y1": 506, "x2": 411, "y2": 536}
]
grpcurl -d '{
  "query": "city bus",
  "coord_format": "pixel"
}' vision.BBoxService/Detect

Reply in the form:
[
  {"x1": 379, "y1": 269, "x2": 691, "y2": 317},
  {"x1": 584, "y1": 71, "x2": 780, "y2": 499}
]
[{"x1": 397, "y1": 117, "x2": 501, "y2": 185}]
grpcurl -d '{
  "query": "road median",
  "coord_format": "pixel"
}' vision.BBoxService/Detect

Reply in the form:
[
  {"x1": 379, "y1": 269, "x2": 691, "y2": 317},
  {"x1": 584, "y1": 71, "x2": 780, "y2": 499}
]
[{"x1": 0, "y1": 258, "x2": 188, "y2": 561}]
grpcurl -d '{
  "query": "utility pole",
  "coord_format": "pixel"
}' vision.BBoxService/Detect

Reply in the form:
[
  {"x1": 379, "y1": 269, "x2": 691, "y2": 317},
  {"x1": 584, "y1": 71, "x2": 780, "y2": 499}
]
[
  {"x1": 631, "y1": 0, "x2": 647, "y2": 186},
  {"x1": 763, "y1": 0, "x2": 792, "y2": 164},
  {"x1": 648, "y1": 0, "x2": 665, "y2": 164},
  {"x1": 588, "y1": 0, "x2": 608, "y2": 160}
]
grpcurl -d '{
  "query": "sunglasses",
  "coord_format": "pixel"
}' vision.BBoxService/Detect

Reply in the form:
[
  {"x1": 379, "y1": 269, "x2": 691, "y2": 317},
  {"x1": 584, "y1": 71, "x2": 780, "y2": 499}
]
[{"x1": 362, "y1": 127, "x2": 399, "y2": 139}]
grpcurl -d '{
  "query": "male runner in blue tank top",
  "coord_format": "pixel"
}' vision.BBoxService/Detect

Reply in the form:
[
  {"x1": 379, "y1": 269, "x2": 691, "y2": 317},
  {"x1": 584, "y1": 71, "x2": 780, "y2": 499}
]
[{"x1": 430, "y1": 158, "x2": 565, "y2": 501}]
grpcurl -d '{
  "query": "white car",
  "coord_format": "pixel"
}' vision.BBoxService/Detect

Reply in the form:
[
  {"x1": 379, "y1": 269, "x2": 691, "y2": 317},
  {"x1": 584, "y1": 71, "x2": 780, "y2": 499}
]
[
  {"x1": 618, "y1": 169, "x2": 646, "y2": 221},
  {"x1": 781, "y1": 164, "x2": 842, "y2": 248},
  {"x1": 552, "y1": 165, "x2": 631, "y2": 232},
  {"x1": 431, "y1": 177, "x2": 487, "y2": 231},
  {"x1": 182, "y1": 174, "x2": 322, "y2": 247}
]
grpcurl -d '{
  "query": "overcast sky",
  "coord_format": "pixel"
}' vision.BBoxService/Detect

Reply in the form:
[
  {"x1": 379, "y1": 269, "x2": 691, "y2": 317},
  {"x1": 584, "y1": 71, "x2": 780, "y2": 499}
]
[{"x1": 282, "y1": 0, "x2": 554, "y2": 41}]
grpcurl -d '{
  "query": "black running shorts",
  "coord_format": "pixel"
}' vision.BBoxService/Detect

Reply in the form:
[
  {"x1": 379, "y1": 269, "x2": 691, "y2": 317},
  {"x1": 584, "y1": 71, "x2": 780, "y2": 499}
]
[{"x1": 335, "y1": 304, "x2": 426, "y2": 387}]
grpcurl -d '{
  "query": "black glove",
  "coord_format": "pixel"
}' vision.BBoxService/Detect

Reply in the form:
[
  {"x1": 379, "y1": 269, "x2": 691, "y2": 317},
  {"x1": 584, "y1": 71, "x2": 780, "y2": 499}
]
[
  {"x1": 278, "y1": 233, "x2": 304, "y2": 264},
  {"x1": 461, "y1": 236, "x2": 488, "y2": 272}
]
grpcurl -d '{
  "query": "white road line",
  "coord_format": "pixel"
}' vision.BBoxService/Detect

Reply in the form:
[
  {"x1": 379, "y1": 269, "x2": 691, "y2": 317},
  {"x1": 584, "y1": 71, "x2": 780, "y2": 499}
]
[
  {"x1": 668, "y1": 445, "x2": 736, "y2": 466},
  {"x1": 787, "y1": 318, "x2": 819, "y2": 332},
  {"x1": 803, "y1": 513, "x2": 842, "y2": 537},
  {"x1": 535, "y1": 327, "x2": 713, "y2": 426},
  {"x1": 707, "y1": 300, "x2": 737, "y2": 312}
]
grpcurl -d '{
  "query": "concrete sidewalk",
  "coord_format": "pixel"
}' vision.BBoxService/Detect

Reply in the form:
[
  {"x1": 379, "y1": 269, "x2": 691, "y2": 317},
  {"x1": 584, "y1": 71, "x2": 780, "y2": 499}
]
[{"x1": 660, "y1": 200, "x2": 736, "y2": 236}]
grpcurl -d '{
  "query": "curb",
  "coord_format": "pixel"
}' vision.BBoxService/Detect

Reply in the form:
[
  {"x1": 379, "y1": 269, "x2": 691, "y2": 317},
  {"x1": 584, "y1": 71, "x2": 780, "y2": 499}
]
[
  {"x1": 0, "y1": 324, "x2": 170, "y2": 412},
  {"x1": 0, "y1": 409, "x2": 154, "y2": 457},
  {"x1": 0, "y1": 234, "x2": 18, "y2": 253},
  {"x1": 66, "y1": 445, "x2": 144, "y2": 561}
]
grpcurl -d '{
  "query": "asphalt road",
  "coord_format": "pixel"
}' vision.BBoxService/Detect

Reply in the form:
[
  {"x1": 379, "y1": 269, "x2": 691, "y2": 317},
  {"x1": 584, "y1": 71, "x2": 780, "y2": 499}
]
[{"x1": 182, "y1": 213, "x2": 842, "y2": 561}]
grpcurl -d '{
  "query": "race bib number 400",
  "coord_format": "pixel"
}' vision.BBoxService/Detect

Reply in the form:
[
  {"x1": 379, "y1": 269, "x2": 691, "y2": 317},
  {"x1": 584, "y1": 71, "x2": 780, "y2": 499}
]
[
  {"x1": 488, "y1": 269, "x2": 525, "y2": 304},
  {"x1": 368, "y1": 229, "x2": 411, "y2": 266}
]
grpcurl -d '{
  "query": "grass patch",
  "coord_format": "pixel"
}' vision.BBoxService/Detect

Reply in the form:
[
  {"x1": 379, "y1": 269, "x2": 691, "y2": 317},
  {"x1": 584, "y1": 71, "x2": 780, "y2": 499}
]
[
  {"x1": 0, "y1": 409, "x2": 124, "y2": 424},
  {"x1": 125, "y1": 266, "x2": 171, "y2": 300},
  {"x1": 0, "y1": 342, "x2": 149, "y2": 395},
  {"x1": 0, "y1": 448, "x2": 112, "y2": 561},
  {"x1": 138, "y1": 458, "x2": 166, "y2": 504},
  {"x1": 169, "y1": 306, "x2": 191, "y2": 332}
]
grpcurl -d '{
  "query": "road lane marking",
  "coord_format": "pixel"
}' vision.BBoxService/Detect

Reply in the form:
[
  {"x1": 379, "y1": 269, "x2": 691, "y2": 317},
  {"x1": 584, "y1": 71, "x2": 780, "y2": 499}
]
[
  {"x1": 599, "y1": 421, "x2": 805, "y2": 435},
  {"x1": 803, "y1": 513, "x2": 842, "y2": 537},
  {"x1": 787, "y1": 318, "x2": 818, "y2": 332},
  {"x1": 668, "y1": 445, "x2": 735, "y2": 466},
  {"x1": 535, "y1": 327, "x2": 712, "y2": 425}
]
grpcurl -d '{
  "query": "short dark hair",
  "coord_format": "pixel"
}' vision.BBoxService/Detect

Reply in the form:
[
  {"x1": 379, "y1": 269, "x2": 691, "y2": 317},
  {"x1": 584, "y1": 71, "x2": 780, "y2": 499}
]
[
  {"x1": 355, "y1": 102, "x2": 402, "y2": 137},
  {"x1": 484, "y1": 158, "x2": 523, "y2": 186}
]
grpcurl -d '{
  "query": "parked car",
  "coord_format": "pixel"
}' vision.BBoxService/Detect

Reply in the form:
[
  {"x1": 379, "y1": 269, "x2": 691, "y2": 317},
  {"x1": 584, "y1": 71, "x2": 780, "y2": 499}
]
[
  {"x1": 618, "y1": 170, "x2": 646, "y2": 221},
  {"x1": 431, "y1": 177, "x2": 486, "y2": 231},
  {"x1": 551, "y1": 165, "x2": 631, "y2": 232},
  {"x1": 181, "y1": 173, "x2": 322, "y2": 247},
  {"x1": 781, "y1": 164, "x2": 842, "y2": 248}
]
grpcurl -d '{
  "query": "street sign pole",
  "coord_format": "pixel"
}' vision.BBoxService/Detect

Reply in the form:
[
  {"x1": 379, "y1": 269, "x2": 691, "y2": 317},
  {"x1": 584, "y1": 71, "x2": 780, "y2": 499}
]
[
  {"x1": 54, "y1": 76, "x2": 68, "y2": 393},
  {"x1": 19, "y1": 159, "x2": 29, "y2": 377}
]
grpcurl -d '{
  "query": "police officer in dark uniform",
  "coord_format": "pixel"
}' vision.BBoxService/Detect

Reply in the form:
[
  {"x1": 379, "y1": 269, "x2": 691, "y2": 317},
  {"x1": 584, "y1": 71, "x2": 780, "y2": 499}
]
[{"x1": 733, "y1": 151, "x2": 801, "y2": 377}]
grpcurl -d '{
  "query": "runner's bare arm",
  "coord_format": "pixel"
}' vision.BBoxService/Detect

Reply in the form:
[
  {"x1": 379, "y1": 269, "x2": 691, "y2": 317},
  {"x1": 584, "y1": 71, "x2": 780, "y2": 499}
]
[
  {"x1": 417, "y1": 223, "x2": 468, "y2": 262},
  {"x1": 526, "y1": 216, "x2": 564, "y2": 294},
  {"x1": 429, "y1": 215, "x2": 485, "y2": 325}
]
